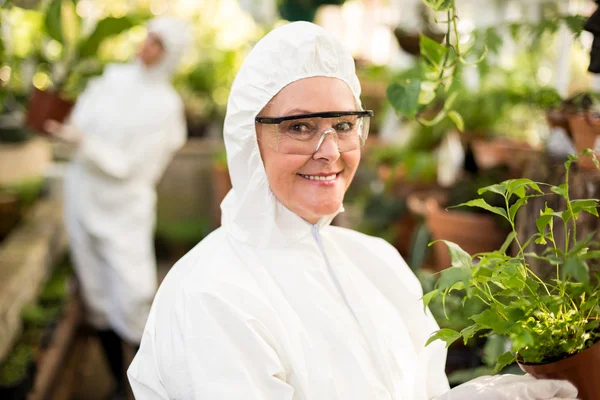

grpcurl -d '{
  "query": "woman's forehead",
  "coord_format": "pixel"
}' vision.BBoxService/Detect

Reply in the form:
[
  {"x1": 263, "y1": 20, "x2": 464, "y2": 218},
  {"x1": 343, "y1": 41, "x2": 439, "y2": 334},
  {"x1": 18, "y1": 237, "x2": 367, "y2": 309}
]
[{"x1": 265, "y1": 77, "x2": 357, "y2": 114}]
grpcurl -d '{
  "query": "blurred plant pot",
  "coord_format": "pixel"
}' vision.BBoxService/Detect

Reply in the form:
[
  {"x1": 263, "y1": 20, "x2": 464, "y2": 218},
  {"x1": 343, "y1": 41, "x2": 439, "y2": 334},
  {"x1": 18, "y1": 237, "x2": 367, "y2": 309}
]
[
  {"x1": 0, "y1": 193, "x2": 20, "y2": 240},
  {"x1": 546, "y1": 108, "x2": 572, "y2": 138},
  {"x1": 424, "y1": 199, "x2": 506, "y2": 271},
  {"x1": 393, "y1": 213, "x2": 418, "y2": 258},
  {"x1": 471, "y1": 137, "x2": 537, "y2": 175},
  {"x1": 25, "y1": 88, "x2": 74, "y2": 134},
  {"x1": 568, "y1": 114, "x2": 600, "y2": 169},
  {"x1": 211, "y1": 163, "x2": 232, "y2": 227},
  {"x1": 518, "y1": 340, "x2": 600, "y2": 400}
]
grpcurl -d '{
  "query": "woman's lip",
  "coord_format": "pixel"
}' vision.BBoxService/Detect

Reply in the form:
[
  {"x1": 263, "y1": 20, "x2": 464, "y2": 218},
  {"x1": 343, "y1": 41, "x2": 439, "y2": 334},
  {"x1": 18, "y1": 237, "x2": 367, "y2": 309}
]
[
  {"x1": 297, "y1": 172, "x2": 340, "y2": 185},
  {"x1": 297, "y1": 172, "x2": 342, "y2": 176}
]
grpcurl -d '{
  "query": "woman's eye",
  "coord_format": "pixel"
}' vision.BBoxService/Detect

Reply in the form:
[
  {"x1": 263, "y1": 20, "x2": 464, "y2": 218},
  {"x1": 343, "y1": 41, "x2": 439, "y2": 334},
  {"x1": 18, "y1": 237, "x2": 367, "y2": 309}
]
[
  {"x1": 335, "y1": 122, "x2": 353, "y2": 132},
  {"x1": 287, "y1": 122, "x2": 314, "y2": 134}
]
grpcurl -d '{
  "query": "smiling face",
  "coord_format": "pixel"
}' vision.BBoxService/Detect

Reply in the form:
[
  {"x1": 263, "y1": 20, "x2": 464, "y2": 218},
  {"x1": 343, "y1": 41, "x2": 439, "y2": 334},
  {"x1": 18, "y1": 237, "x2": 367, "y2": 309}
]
[{"x1": 256, "y1": 77, "x2": 362, "y2": 224}]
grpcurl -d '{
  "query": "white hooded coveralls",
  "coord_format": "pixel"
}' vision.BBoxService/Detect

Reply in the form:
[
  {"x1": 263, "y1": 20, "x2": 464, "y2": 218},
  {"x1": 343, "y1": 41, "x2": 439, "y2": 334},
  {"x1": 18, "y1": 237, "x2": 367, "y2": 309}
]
[
  {"x1": 127, "y1": 22, "x2": 577, "y2": 400},
  {"x1": 64, "y1": 17, "x2": 190, "y2": 343},
  {"x1": 128, "y1": 21, "x2": 448, "y2": 399}
]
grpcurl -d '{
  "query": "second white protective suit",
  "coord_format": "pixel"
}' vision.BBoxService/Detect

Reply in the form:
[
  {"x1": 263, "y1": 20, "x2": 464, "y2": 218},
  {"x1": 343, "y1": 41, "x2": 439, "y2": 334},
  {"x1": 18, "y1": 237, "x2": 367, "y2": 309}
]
[
  {"x1": 64, "y1": 17, "x2": 190, "y2": 343},
  {"x1": 128, "y1": 22, "x2": 577, "y2": 400}
]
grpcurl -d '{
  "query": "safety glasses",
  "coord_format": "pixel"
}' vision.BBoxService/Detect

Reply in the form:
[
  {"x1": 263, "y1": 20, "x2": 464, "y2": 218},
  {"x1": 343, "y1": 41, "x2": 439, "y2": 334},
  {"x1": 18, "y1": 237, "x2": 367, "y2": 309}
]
[{"x1": 255, "y1": 111, "x2": 373, "y2": 155}]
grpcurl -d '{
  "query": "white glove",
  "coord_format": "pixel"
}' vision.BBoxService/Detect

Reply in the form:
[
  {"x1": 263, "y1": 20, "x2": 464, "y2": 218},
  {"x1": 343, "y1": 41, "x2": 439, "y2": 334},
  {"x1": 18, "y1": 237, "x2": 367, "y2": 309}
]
[
  {"x1": 44, "y1": 119, "x2": 84, "y2": 146},
  {"x1": 434, "y1": 375, "x2": 578, "y2": 400}
]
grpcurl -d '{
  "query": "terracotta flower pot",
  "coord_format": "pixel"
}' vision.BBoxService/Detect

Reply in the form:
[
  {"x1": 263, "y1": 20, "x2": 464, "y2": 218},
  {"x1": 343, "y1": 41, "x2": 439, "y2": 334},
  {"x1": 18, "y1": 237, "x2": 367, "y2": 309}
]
[
  {"x1": 424, "y1": 199, "x2": 507, "y2": 271},
  {"x1": 518, "y1": 340, "x2": 600, "y2": 400},
  {"x1": 567, "y1": 114, "x2": 600, "y2": 169},
  {"x1": 471, "y1": 138, "x2": 537, "y2": 175},
  {"x1": 25, "y1": 88, "x2": 74, "y2": 134}
]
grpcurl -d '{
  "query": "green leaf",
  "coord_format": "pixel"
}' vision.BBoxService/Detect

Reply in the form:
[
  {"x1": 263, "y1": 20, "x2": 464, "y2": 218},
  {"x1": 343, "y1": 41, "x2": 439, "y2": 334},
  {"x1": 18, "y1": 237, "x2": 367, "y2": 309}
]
[
  {"x1": 432, "y1": 240, "x2": 473, "y2": 269},
  {"x1": 420, "y1": 34, "x2": 447, "y2": 67},
  {"x1": 425, "y1": 328, "x2": 461, "y2": 348},
  {"x1": 500, "y1": 232, "x2": 517, "y2": 254},
  {"x1": 452, "y1": 198, "x2": 507, "y2": 219},
  {"x1": 422, "y1": 289, "x2": 440, "y2": 312},
  {"x1": 447, "y1": 110, "x2": 464, "y2": 132},
  {"x1": 45, "y1": 0, "x2": 63, "y2": 44},
  {"x1": 507, "y1": 179, "x2": 543, "y2": 196},
  {"x1": 562, "y1": 257, "x2": 590, "y2": 284},
  {"x1": 78, "y1": 16, "x2": 135, "y2": 59},
  {"x1": 478, "y1": 184, "x2": 506, "y2": 197},
  {"x1": 387, "y1": 80, "x2": 421, "y2": 119},
  {"x1": 438, "y1": 266, "x2": 471, "y2": 292},
  {"x1": 571, "y1": 199, "x2": 599, "y2": 217},
  {"x1": 536, "y1": 214, "x2": 553, "y2": 237},
  {"x1": 581, "y1": 250, "x2": 600, "y2": 261},
  {"x1": 460, "y1": 323, "x2": 483, "y2": 344},
  {"x1": 422, "y1": 0, "x2": 454, "y2": 12},
  {"x1": 551, "y1": 183, "x2": 568, "y2": 199},
  {"x1": 493, "y1": 351, "x2": 516, "y2": 373},
  {"x1": 509, "y1": 197, "x2": 528, "y2": 222},
  {"x1": 471, "y1": 309, "x2": 513, "y2": 334},
  {"x1": 564, "y1": 15, "x2": 586, "y2": 38}
]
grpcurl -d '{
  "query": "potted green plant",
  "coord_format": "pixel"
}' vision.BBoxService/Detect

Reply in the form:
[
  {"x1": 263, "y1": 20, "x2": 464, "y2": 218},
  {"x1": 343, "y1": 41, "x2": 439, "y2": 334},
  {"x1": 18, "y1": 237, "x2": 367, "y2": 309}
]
[
  {"x1": 14, "y1": 0, "x2": 140, "y2": 133},
  {"x1": 423, "y1": 151, "x2": 600, "y2": 399}
]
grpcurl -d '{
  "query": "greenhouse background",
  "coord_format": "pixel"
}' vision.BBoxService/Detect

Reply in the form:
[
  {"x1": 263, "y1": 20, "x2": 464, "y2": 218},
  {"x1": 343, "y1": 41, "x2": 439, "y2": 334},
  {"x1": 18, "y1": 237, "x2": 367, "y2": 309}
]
[{"x1": 1, "y1": 0, "x2": 600, "y2": 398}]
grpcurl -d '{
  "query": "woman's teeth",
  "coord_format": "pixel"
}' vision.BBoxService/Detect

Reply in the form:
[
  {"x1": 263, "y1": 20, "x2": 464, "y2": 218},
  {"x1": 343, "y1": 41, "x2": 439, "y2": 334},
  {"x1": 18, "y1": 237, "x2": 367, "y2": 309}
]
[{"x1": 300, "y1": 174, "x2": 337, "y2": 181}]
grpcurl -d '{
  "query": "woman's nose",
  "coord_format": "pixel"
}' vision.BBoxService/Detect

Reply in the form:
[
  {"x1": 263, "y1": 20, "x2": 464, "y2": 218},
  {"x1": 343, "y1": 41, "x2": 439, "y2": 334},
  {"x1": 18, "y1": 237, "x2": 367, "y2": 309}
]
[{"x1": 313, "y1": 130, "x2": 340, "y2": 163}]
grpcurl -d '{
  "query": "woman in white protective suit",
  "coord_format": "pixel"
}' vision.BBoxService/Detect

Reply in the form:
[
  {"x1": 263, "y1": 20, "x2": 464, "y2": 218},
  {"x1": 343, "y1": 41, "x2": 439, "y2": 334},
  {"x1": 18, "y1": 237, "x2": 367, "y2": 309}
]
[
  {"x1": 46, "y1": 16, "x2": 191, "y2": 400},
  {"x1": 128, "y1": 22, "x2": 578, "y2": 400}
]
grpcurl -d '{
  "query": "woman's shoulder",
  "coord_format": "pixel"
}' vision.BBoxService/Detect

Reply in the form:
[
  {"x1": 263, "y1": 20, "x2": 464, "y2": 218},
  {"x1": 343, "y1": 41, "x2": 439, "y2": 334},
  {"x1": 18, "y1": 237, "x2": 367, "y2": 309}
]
[{"x1": 154, "y1": 228, "x2": 273, "y2": 314}]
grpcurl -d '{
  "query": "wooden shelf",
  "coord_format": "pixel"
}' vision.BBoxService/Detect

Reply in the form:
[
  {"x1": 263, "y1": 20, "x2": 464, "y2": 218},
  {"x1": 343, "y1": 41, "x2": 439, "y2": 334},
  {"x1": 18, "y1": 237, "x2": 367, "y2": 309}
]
[{"x1": 27, "y1": 297, "x2": 82, "y2": 400}]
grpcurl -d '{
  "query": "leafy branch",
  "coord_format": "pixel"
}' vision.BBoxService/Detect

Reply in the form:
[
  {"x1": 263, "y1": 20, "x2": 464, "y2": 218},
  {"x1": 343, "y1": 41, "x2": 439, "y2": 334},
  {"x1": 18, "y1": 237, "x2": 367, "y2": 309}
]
[{"x1": 423, "y1": 151, "x2": 600, "y2": 371}]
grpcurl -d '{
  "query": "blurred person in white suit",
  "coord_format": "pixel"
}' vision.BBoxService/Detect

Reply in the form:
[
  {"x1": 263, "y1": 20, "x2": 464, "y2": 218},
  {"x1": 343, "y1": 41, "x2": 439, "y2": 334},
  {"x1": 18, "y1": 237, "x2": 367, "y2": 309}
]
[{"x1": 46, "y1": 16, "x2": 191, "y2": 400}]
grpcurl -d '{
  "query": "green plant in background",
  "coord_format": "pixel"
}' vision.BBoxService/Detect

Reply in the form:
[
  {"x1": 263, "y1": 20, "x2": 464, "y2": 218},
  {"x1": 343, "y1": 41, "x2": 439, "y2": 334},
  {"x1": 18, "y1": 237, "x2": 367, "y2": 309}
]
[
  {"x1": 0, "y1": 176, "x2": 45, "y2": 205},
  {"x1": 5, "y1": 0, "x2": 147, "y2": 98},
  {"x1": 155, "y1": 217, "x2": 213, "y2": 247},
  {"x1": 387, "y1": 0, "x2": 485, "y2": 130},
  {"x1": 0, "y1": 343, "x2": 32, "y2": 386},
  {"x1": 387, "y1": 0, "x2": 586, "y2": 132},
  {"x1": 424, "y1": 150, "x2": 600, "y2": 372},
  {"x1": 39, "y1": 263, "x2": 70, "y2": 305}
]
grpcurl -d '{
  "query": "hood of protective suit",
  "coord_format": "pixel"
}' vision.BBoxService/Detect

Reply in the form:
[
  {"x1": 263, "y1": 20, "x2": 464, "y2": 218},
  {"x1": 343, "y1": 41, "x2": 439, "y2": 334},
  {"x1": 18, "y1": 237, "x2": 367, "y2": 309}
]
[
  {"x1": 145, "y1": 16, "x2": 192, "y2": 78},
  {"x1": 222, "y1": 21, "x2": 362, "y2": 248}
]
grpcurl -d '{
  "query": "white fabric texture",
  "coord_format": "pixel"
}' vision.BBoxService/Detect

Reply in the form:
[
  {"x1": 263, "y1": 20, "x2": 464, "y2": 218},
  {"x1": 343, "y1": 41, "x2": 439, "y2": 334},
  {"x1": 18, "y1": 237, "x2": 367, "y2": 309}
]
[
  {"x1": 128, "y1": 21, "x2": 449, "y2": 399},
  {"x1": 63, "y1": 17, "x2": 189, "y2": 343},
  {"x1": 433, "y1": 375, "x2": 578, "y2": 400}
]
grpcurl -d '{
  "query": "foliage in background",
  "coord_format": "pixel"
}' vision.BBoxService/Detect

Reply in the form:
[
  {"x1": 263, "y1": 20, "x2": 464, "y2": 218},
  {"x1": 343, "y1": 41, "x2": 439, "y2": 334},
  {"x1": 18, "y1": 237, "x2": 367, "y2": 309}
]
[
  {"x1": 387, "y1": 0, "x2": 586, "y2": 133},
  {"x1": 424, "y1": 151, "x2": 600, "y2": 371}
]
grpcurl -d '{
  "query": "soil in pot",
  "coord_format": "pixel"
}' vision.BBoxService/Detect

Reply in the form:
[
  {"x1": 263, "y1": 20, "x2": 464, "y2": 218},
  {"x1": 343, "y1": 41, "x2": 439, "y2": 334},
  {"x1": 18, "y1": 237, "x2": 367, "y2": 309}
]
[
  {"x1": 567, "y1": 114, "x2": 600, "y2": 169},
  {"x1": 518, "y1": 340, "x2": 600, "y2": 400},
  {"x1": 25, "y1": 88, "x2": 74, "y2": 134}
]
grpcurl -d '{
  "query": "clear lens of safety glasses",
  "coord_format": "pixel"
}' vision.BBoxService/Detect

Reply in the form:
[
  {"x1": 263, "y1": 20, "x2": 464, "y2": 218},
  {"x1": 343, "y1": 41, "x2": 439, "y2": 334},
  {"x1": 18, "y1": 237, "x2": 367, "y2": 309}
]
[{"x1": 256, "y1": 111, "x2": 373, "y2": 155}]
